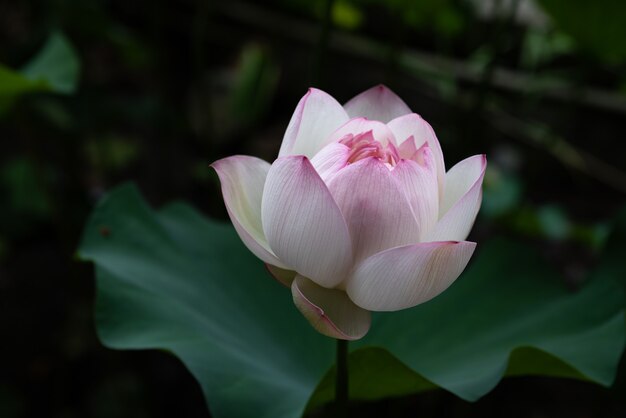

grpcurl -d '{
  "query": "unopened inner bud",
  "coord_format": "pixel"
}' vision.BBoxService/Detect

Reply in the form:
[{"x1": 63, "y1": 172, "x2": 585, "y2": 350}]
[{"x1": 340, "y1": 131, "x2": 399, "y2": 166}]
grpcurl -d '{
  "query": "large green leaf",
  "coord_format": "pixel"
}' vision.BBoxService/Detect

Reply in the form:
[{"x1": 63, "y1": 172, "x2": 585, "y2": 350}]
[{"x1": 79, "y1": 184, "x2": 625, "y2": 417}]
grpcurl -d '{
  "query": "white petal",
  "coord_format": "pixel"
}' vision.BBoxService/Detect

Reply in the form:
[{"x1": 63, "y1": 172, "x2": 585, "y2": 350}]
[
  {"x1": 211, "y1": 156, "x2": 288, "y2": 268},
  {"x1": 346, "y1": 241, "x2": 476, "y2": 311},
  {"x1": 262, "y1": 156, "x2": 353, "y2": 288},
  {"x1": 278, "y1": 88, "x2": 349, "y2": 159},
  {"x1": 344, "y1": 85, "x2": 412, "y2": 123},
  {"x1": 387, "y1": 113, "x2": 446, "y2": 197},
  {"x1": 391, "y1": 150, "x2": 439, "y2": 240},
  {"x1": 425, "y1": 155, "x2": 486, "y2": 242},
  {"x1": 327, "y1": 157, "x2": 420, "y2": 263},
  {"x1": 292, "y1": 275, "x2": 371, "y2": 340}
]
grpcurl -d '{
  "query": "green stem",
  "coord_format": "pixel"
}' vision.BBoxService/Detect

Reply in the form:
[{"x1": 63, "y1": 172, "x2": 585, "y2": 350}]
[{"x1": 335, "y1": 339, "x2": 348, "y2": 416}]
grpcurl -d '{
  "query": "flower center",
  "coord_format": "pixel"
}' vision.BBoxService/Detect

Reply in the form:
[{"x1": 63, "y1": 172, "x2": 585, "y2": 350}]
[{"x1": 339, "y1": 131, "x2": 399, "y2": 166}]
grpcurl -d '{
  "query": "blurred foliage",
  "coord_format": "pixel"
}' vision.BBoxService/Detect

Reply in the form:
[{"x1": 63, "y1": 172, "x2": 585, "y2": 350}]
[
  {"x1": 353, "y1": 0, "x2": 467, "y2": 37},
  {"x1": 1, "y1": 158, "x2": 53, "y2": 219},
  {"x1": 20, "y1": 32, "x2": 80, "y2": 94},
  {"x1": 0, "y1": 32, "x2": 79, "y2": 113},
  {"x1": 229, "y1": 44, "x2": 280, "y2": 131},
  {"x1": 0, "y1": 157, "x2": 55, "y2": 238},
  {"x1": 538, "y1": 0, "x2": 626, "y2": 63},
  {"x1": 273, "y1": 0, "x2": 467, "y2": 36},
  {"x1": 79, "y1": 185, "x2": 625, "y2": 418},
  {"x1": 84, "y1": 136, "x2": 139, "y2": 173},
  {"x1": 482, "y1": 165, "x2": 523, "y2": 218},
  {"x1": 190, "y1": 44, "x2": 279, "y2": 144},
  {"x1": 331, "y1": 1, "x2": 364, "y2": 30},
  {"x1": 519, "y1": 28, "x2": 575, "y2": 70}
]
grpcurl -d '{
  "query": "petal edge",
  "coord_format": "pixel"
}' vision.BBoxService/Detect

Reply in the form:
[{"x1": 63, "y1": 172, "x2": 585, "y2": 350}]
[
  {"x1": 262, "y1": 156, "x2": 353, "y2": 288},
  {"x1": 425, "y1": 154, "x2": 486, "y2": 242},
  {"x1": 344, "y1": 85, "x2": 412, "y2": 123},
  {"x1": 292, "y1": 275, "x2": 371, "y2": 340},
  {"x1": 279, "y1": 88, "x2": 349, "y2": 159},
  {"x1": 211, "y1": 156, "x2": 288, "y2": 268},
  {"x1": 346, "y1": 241, "x2": 476, "y2": 311}
]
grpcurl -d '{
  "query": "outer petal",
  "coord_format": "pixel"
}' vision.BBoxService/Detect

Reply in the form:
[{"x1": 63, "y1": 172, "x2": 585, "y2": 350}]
[
  {"x1": 344, "y1": 84, "x2": 412, "y2": 123},
  {"x1": 278, "y1": 88, "x2": 349, "y2": 159},
  {"x1": 262, "y1": 156, "x2": 353, "y2": 288},
  {"x1": 325, "y1": 118, "x2": 397, "y2": 147},
  {"x1": 391, "y1": 148, "x2": 439, "y2": 241},
  {"x1": 211, "y1": 156, "x2": 288, "y2": 268},
  {"x1": 327, "y1": 157, "x2": 420, "y2": 263},
  {"x1": 346, "y1": 241, "x2": 476, "y2": 311},
  {"x1": 425, "y1": 155, "x2": 486, "y2": 242},
  {"x1": 292, "y1": 275, "x2": 371, "y2": 340},
  {"x1": 387, "y1": 113, "x2": 446, "y2": 197}
]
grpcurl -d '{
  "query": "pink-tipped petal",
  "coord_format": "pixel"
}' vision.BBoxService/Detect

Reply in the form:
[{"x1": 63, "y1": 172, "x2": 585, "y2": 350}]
[
  {"x1": 292, "y1": 275, "x2": 371, "y2": 340},
  {"x1": 425, "y1": 155, "x2": 486, "y2": 242},
  {"x1": 211, "y1": 156, "x2": 288, "y2": 268},
  {"x1": 398, "y1": 135, "x2": 418, "y2": 158},
  {"x1": 278, "y1": 88, "x2": 349, "y2": 159},
  {"x1": 327, "y1": 157, "x2": 420, "y2": 263},
  {"x1": 391, "y1": 151, "x2": 439, "y2": 240},
  {"x1": 262, "y1": 156, "x2": 353, "y2": 288},
  {"x1": 266, "y1": 264, "x2": 297, "y2": 287},
  {"x1": 346, "y1": 241, "x2": 476, "y2": 311},
  {"x1": 344, "y1": 85, "x2": 412, "y2": 123},
  {"x1": 326, "y1": 118, "x2": 397, "y2": 147},
  {"x1": 310, "y1": 142, "x2": 351, "y2": 183},
  {"x1": 387, "y1": 114, "x2": 446, "y2": 197}
]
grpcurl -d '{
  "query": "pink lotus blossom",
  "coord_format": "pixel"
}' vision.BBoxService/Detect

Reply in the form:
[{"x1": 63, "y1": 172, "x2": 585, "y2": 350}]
[{"x1": 212, "y1": 85, "x2": 486, "y2": 340}]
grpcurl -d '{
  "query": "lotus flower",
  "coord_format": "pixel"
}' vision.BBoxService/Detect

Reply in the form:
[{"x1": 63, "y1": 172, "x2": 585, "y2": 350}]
[{"x1": 212, "y1": 85, "x2": 486, "y2": 340}]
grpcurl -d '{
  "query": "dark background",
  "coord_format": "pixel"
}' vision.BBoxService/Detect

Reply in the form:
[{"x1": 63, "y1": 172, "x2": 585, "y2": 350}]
[{"x1": 1, "y1": 0, "x2": 625, "y2": 416}]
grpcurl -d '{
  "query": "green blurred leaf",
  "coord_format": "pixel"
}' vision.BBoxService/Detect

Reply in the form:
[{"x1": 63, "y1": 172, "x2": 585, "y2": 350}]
[
  {"x1": 0, "y1": 66, "x2": 46, "y2": 96},
  {"x1": 594, "y1": 207, "x2": 626, "y2": 292},
  {"x1": 229, "y1": 44, "x2": 280, "y2": 129},
  {"x1": 84, "y1": 136, "x2": 139, "y2": 172},
  {"x1": 79, "y1": 185, "x2": 625, "y2": 418},
  {"x1": 482, "y1": 166, "x2": 523, "y2": 218},
  {"x1": 538, "y1": 0, "x2": 626, "y2": 63},
  {"x1": 21, "y1": 31, "x2": 80, "y2": 94},
  {"x1": 332, "y1": 1, "x2": 364, "y2": 30},
  {"x1": 1, "y1": 157, "x2": 53, "y2": 219},
  {"x1": 537, "y1": 205, "x2": 571, "y2": 240},
  {"x1": 520, "y1": 29, "x2": 575, "y2": 69},
  {"x1": 0, "y1": 31, "x2": 80, "y2": 112}
]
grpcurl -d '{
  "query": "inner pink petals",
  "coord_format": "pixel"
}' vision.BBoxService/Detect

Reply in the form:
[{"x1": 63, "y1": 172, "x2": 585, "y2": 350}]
[
  {"x1": 327, "y1": 118, "x2": 397, "y2": 148},
  {"x1": 340, "y1": 131, "x2": 399, "y2": 166},
  {"x1": 409, "y1": 142, "x2": 430, "y2": 166},
  {"x1": 387, "y1": 114, "x2": 446, "y2": 195},
  {"x1": 398, "y1": 135, "x2": 418, "y2": 159}
]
